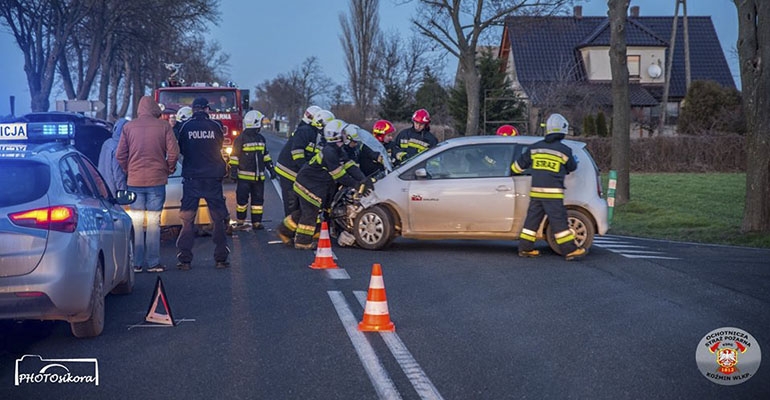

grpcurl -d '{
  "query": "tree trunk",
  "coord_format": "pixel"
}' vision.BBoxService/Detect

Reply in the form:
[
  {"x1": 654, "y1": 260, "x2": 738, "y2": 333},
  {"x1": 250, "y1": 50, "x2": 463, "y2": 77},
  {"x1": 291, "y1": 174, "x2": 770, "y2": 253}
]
[
  {"x1": 462, "y1": 56, "x2": 481, "y2": 136},
  {"x1": 608, "y1": 0, "x2": 631, "y2": 205},
  {"x1": 735, "y1": 0, "x2": 770, "y2": 232}
]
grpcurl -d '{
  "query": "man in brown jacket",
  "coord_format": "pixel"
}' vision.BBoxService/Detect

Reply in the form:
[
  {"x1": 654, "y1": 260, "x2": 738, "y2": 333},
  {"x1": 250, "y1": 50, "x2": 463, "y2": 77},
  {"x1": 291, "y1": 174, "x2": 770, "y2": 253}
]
[{"x1": 117, "y1": 96, "x2": 180, "y2": 273}]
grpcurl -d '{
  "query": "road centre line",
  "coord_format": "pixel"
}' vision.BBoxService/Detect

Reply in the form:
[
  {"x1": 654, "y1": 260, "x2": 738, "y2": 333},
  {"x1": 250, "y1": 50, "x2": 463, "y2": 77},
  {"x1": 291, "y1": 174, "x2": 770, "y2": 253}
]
[
  {"x1": 621, "y1": 255, "x2": 680, "y2": 260},
  {"x1": 328, "y1": 291, "x2": 403, "y2": 400},
  {"x1": 326, "y1": 269, "x2": 351, "y2": 279},
  {"x1": 354, "y1": 291, "x2": 445, "y2": 400}
]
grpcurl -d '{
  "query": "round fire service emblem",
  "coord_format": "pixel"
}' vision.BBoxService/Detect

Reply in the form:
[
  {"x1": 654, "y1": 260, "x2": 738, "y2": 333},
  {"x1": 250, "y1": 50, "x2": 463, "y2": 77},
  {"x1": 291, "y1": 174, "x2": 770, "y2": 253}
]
[{"x1": 695, "y1": 327, "x2": 761, "y2": 386}]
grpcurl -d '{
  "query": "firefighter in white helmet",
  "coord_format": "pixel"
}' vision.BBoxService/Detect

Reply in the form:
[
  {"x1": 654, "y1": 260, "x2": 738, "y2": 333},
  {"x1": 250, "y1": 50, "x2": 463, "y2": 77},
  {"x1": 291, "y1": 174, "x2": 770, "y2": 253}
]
[
  {"x1": 511, "y1": 113, "x2": 586, "y2": 261},
  {"x1": 274, "y1": 106, "x2": 334, "y2": 216},
  {"x1": 228, "y1": 110, "x2": 274, "y2": 231}
]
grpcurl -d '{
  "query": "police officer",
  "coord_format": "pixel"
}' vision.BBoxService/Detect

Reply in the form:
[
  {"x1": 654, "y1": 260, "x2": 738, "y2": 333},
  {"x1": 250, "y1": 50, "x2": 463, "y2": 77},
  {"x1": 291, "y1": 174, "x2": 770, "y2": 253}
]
[
  {"x1": 229, "y1": 110, "x2": 274, "y2": 231},
  {"x1": 393, "y1": 109, "x2": 438, "y2": 166},
  {"x1": 277, "y1": 119, "x2": 368, "y2": 249},
  {"x1": 274, "y1": 106, "x2": 335, "y2": 216},
  {"x1": 175, "y1": 97, "x2": 231, "y2": 270},
  {"x1": 511, "y1": 113, "x2": 586, "y2": 261}
]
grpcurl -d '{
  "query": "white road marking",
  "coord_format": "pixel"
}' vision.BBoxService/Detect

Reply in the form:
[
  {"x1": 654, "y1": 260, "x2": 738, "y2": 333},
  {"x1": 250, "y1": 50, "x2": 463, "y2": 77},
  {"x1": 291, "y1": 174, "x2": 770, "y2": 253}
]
[
  {"x1": 354, "y1": 291, "x2": 445, "y2": 400},
  {"x1": 328, "y1": 291, "x2": 403, "y2": 400},
  {"x1": 326, "y1": 269, "x2": 351, "y2": 280},
  {"x1": 594, "y1": 237, "x2": 680, "y2": 260},
  {"x1": 271, "y1": 178, "x2": 282, "y2": 201}
]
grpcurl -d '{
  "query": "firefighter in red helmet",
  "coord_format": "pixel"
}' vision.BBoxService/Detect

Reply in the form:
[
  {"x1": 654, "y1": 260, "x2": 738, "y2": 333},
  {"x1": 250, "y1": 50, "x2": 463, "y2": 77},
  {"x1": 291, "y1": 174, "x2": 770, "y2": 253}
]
[
  {"x1": 372, "y1": 119, "x2": 396, "y2": 162},
  {"x1": 496, "y1": 124, "x2": 519, "y2": 136},
  {"x1": 392, "y1": 109, "x2": 438, "y2": 166}
]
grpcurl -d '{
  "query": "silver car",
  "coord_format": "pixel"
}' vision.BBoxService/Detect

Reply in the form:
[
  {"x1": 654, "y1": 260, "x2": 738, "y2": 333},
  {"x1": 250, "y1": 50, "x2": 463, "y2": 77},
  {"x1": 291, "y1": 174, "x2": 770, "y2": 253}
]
[
  {"x1": 161, "y1": 160, "x2": 212, "y2": 228},
  {"x1": 0, "y1": 121, "x2": 136, "y2": 338},
  {"x1": 334, "y1": 135, "x2": 609, "y2": 253}
]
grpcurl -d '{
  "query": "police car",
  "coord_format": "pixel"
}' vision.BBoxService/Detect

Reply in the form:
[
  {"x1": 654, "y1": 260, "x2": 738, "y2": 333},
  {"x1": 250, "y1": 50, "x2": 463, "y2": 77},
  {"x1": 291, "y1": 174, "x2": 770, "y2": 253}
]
[{"x1": 0, "y1": 120, "x2": 136, "y2": 338}]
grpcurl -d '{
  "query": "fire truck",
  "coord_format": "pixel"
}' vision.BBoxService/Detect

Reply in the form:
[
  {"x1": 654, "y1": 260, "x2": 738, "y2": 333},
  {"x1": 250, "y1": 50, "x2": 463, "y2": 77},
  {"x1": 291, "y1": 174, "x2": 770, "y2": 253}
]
[{"x1": 154, "y1": 65, "x2": 250, "y2": 155}]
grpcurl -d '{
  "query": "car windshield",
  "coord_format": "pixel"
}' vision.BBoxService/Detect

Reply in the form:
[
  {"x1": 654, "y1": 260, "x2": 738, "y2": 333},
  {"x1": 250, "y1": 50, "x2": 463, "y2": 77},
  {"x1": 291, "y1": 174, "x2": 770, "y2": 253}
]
[
  {"x1": 0, "y1": 160, "x2": 50, "y2": 207},
  {"x1": 158, "y1": 90, "x2": 238, "y2": 113}
]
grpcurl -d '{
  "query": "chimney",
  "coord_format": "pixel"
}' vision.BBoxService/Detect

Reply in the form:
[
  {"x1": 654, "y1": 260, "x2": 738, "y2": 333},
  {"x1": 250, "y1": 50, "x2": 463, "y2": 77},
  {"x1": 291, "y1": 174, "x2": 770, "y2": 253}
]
[
  {"x1": 630, "y1": 6, "x2": 640, "y2": 17},
  {"x1": 574, "y1": 5, "x2": 582, "y2": 19}
]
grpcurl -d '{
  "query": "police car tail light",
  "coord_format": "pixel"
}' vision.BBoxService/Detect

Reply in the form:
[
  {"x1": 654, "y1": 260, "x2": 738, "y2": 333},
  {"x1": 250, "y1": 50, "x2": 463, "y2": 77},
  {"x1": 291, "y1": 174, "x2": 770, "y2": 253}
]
[{"x1": 9, "y1": 205, "x2": 78, "y2": 233}]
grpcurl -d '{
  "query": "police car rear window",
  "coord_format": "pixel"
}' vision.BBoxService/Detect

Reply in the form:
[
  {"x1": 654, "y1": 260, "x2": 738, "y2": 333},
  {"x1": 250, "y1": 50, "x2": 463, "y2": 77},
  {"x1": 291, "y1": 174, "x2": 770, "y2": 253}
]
[{"x1": 0, "y1": 160, "x2": 50, "y2": 207}]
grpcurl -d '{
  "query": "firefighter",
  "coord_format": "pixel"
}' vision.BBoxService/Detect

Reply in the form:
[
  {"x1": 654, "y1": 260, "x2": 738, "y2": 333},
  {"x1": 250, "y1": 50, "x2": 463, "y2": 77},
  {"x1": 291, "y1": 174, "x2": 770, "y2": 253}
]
[
  {"x1": 393, "y1": 109, "x2": 438, "y2": 166},
  {"x1": 229, "y1": 110, "x2": 274, "y2": 231},
  {"x1": 274, "y1": 106, "x2": 334, "y2": 216},
  {"x1": 277, "y1": 119, "x2": 369, "y2": 250},
  {"x1": 511, "y1": 113, "x2": 586, "y2": 261},
  {"x1": 346, "y1": 123, "x2": 385, "y2": 177},
  {"x1": 373, "y1": 119, "x2": 399, "y2": 167},
  {"x1": 496, "y1": 124, "x2": 519, "y2": 136}
]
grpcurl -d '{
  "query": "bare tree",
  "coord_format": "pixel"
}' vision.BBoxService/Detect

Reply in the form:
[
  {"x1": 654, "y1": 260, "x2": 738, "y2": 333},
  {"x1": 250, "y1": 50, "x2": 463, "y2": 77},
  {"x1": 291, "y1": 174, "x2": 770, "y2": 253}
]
[
  {"x1": 608, "y1": 0, "x2": 630, "y2": 205},
  {"x1": 0, "y1": 0, "x2": 92, "y2": 111},
  {"x1": 734, "y1": 0, "x2": 770, "y2": 233},
  {"x1": 340, "y1": 0, "x2": 381, "y2": 118},
  {"x1": 406, "y1": 0, "x2": 569, "y2": 135}
]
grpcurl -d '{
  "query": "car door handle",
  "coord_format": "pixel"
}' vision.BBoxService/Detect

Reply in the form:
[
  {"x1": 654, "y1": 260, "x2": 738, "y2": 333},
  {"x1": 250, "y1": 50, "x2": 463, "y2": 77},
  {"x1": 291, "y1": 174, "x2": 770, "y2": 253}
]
[{"x1": 496, "y1": 185, "x2": 512, "y2": 192}]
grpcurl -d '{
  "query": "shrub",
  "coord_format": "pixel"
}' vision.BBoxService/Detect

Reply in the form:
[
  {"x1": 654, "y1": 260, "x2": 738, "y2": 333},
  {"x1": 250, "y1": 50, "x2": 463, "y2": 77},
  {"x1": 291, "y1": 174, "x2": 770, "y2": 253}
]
[
  {"x1": 582, "y1": 114, "x2": 596, "y2": 136},
  {"x1": 596, "y1": 111, "x2": 609, "y2": 137}
]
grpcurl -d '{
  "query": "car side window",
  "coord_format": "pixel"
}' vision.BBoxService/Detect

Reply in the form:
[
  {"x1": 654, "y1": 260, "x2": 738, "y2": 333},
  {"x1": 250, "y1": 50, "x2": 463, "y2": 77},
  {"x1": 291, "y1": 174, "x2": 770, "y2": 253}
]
[
  {"x1": 421, "y1": 145, "x2": 515, "y2": 179},
  {"x1": 60, "y1": 155, "x2": 95, "y2": 198},
  {"x1": 511, "y1": 144, "x2": 532, "y2": 175},
  {"x1": 78, "y1": 155, "x2": 112, "y2": 199}
]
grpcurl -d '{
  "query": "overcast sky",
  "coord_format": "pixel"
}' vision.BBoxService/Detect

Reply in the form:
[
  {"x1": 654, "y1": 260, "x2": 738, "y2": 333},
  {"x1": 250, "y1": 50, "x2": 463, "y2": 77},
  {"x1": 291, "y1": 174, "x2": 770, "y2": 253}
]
[{"x1": 0, "y1": 0, "x2": 739, "y2": 116}]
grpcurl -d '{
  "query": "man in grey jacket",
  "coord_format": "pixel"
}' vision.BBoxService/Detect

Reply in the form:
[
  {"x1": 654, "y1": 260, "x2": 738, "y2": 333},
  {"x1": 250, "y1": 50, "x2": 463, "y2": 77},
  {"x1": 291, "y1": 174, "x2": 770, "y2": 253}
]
[
  {"x1": 97, "y1": 117, "x2": 129, "y2": 195},
  {"x1": 116, "y1": 96, "x2": 180, "y2": 273}
]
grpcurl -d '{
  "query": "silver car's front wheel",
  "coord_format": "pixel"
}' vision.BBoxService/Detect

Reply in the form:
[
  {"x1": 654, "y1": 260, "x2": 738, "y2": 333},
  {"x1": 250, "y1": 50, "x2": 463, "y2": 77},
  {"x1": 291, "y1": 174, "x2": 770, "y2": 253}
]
[
  {"x1": 546, "y1": 209, "x2": 595, "y2": 255},
  {"x1": 354, "y1": 206, "x2": 394, "y2": 250}
]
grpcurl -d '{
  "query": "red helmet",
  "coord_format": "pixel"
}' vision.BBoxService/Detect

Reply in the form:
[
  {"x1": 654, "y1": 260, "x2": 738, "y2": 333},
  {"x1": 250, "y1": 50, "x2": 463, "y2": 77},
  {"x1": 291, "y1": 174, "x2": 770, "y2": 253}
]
[
  {"x1": 496, "y1": 124, "x2": 519, "y2": 136},
  {"x1": 372, "y1": 120, "x2": 395, "y2": 142},
  {"x1": 412, "y1": 109, "x2": 431, "y2": 124}
]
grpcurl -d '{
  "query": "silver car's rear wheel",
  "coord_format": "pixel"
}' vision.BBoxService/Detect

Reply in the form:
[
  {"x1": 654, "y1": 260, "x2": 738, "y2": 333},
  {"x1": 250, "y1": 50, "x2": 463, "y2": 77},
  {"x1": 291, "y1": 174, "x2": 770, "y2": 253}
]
[
  {"x1": 547, "y1": 209, "x2": 595, "y2": 255},
  {"x1": 71, "y1": 262, "x2": 105, "y2": 338},
  {"x1": 354, "y1": 206, "x2": 394, "y2": 250}
]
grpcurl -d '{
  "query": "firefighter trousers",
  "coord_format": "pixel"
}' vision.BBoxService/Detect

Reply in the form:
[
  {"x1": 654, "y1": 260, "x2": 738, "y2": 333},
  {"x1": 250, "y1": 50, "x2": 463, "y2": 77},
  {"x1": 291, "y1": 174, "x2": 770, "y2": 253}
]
[
  {"x1": 235, "y1": 179, "x2": 265, "y2": 223},
  {"x1": 518, "y1": 198, "x2": 577, "y2": 254}
]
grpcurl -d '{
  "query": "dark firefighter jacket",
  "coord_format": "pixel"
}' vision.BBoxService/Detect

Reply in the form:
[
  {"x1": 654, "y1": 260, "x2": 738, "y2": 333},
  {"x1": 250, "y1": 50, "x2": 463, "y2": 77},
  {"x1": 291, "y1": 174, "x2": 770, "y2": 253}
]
[
  {"x1": 275, "y1": 121, "x2": 320, "y2": 182},
  {"x1": 294, "y1": 143, "x2": 365, "y2": 208},
  {"x1": 229, "y1": 128, "x2": 273, "y2": 181},
  {"x1": 177, "y1": 111, "x2": 227, "y2": 179},
  {"x1": 511, "y1": 132, "x2": 577, "y2": 199},
  {"x1": 393, "y1": 126, "x2": 438, "y2": 164},
  {"x1": 358, "y1": 142, "x2": 384, "y2": 177}
]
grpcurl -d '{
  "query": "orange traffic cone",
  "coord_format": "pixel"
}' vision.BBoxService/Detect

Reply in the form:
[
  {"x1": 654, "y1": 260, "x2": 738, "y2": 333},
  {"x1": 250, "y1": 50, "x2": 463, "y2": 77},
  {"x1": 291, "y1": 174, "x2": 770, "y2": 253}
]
[
  {"x1": 309, "y1": 221, "x2": 339, "y2": 269},
  {"x1": 358, "y1": 263, "x2": 395, "y2": 332}
]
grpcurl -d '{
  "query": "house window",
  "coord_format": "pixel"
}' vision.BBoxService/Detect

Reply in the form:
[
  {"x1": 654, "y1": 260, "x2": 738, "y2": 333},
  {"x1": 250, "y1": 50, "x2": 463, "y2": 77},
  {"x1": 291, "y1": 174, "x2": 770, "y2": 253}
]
[{"x1": 627, "y1": 55, "x2": 641, "y2": 78}]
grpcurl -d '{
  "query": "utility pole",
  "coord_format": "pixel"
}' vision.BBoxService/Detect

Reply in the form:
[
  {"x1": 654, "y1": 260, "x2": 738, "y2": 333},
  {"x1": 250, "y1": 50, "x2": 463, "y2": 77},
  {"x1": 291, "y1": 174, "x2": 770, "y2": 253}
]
[{"x1": 659, "y1": 0, "x2": 691, "y2": 133}]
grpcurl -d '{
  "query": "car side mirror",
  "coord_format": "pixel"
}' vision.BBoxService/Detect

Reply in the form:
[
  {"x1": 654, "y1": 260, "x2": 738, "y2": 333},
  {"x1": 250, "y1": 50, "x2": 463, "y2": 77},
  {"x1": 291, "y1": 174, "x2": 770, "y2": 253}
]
[
  {"x1": 415, "y1": 168, "x2": 429, "y2": 179},
  {"x1": 114, "y1": 190, "x2": 137, "y2": 205}
]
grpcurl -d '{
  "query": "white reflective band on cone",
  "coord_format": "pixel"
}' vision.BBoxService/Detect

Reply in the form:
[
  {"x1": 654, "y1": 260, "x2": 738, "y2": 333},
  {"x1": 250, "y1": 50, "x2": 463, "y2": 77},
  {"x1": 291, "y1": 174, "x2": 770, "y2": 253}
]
[
  {"x1": 364, "y1": 300, "x2": 389, "y2": 315},
  {"x1": 368, "y1": 275, "x2": 385, "y2": 289},
  {"x1": 316, "y1": 246, "x2": 333, "y2": 257}
]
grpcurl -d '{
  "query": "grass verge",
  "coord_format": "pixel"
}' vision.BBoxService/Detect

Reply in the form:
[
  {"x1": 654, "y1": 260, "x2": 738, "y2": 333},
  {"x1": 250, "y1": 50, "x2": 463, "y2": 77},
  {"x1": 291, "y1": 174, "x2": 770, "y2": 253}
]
[{"x1": 603, "y1": 173, "x2": 770, "y2": 249}]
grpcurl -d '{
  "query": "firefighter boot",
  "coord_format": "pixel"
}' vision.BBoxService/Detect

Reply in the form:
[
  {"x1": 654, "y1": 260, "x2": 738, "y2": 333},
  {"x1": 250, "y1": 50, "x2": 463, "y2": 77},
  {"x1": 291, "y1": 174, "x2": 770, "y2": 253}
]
[
  {"x1": 518, "y1": 249, "x2": 540, "y2": 258},
  {"x1": 565, "y1": 247, "x2": 587, "y2": 261}
]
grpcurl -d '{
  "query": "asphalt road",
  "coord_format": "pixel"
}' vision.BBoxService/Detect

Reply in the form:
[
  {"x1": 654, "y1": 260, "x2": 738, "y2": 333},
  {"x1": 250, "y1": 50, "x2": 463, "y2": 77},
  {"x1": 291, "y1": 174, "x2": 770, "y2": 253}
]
[{"x1": 1, "y1": 132, "x2": 768, "y2": 399}]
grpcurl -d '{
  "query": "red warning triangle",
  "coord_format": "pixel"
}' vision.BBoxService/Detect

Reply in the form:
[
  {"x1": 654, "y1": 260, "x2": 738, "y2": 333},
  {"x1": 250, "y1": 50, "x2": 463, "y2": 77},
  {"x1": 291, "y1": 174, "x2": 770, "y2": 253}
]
[{"x1": 145, "y1": 276, "x2": 175, "y2": 326}]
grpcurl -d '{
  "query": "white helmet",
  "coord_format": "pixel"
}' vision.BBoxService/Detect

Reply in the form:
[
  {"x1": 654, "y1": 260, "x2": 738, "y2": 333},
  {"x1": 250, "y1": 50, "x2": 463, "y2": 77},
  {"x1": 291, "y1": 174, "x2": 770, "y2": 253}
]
[
  {"x1": 302, "y1": 105, "x2": 322, "y2": 124},
  {"x1": 342, "y1": 123, "x2": 360, "y2": 145},
  {"x1": 244, "y1": 110, "x2": 264, "y2": 129},
  {"x1": 546, "y1": 113, "x2": 569, "y2": 134},
  {"x1": 324, "y1": 119, "x2": 345, "y2": 143},
  {"x1": 176, "y1": 106, "x2": 193, "y2": 123},
  {"x1": 311, "y1": 109, "x2": 335, "y2": 129}
]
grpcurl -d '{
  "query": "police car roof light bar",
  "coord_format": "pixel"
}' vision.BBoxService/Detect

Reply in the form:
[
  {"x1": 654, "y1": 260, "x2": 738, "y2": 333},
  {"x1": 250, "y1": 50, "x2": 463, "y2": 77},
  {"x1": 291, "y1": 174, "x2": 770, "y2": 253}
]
[{"x1": 0, "y1": 122, "x2": 75, "y2": 143}]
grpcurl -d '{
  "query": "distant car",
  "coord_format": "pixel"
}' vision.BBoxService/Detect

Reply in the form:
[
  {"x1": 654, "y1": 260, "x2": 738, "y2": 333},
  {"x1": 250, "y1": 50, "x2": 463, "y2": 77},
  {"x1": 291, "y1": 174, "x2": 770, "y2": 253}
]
[
  {"x1": 0, "y1": 120, "x2": 136, "y2": 338},
  {"x1": 161, "y1": 159, "x2": 212, "y2": 228},
  {"x1": 332, "y1": 135, "x2": 609, "y2": 253}
]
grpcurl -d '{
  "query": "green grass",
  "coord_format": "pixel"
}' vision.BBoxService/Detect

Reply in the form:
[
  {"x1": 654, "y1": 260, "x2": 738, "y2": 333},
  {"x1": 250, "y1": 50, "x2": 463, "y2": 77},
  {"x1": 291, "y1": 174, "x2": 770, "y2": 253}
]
[{"x1": 602, "y1": 173, "x2": 770, "y2": 249}]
